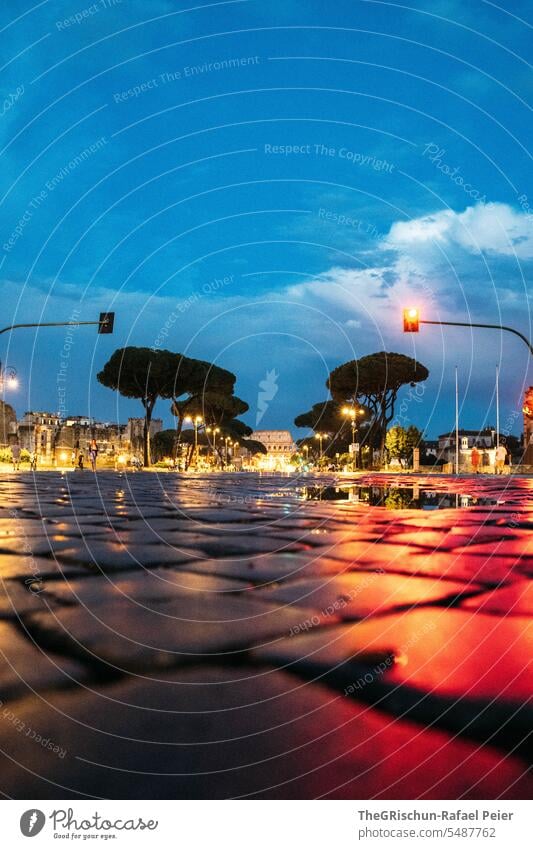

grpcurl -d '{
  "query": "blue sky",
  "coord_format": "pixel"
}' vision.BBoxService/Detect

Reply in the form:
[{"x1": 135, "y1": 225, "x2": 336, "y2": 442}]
[{"x1": 1, "y1": 0, "x2": 531, "y2": 438}]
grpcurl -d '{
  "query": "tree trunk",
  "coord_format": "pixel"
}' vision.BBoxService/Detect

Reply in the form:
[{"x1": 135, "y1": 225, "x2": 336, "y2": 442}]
[
  {"x1": 143, "y1": 402, "x2": 153, "y2": 467},
  {"x1": 172, "y1": 412, "x2": 184, "y2": 460}
]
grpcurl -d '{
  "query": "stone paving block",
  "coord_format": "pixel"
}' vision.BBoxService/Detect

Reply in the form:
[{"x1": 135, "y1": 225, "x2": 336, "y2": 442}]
[
  {"x1": 0, "y1": 667, "x2": 530, "y2": 799},
  {"x1": 462, "y1": 581, "x2": 533, "y2": 616},
  {"x1": 0, "y1": 581, "x2": 53, "y2": 619},
  {"x1": 0, "y1": 553, "x2": 89, "y2": 581},
  {"x1": 0, "y1": 620, "x2": 87, "y2": 701},
  {"x1": 41, "y1": 569, "x2": 250, "y2": 607},
  {"x1": 253, "y1": 608, "x2": 533, "y2": 703},
  {"x1": 253, "y1": 573, "x2": 479, "y2": 619},
  {"x1": 26, "y1": 593, "x2": 318, "y2": 672},
  {"x1": 54, "y1": 540, "x2": 204, "y2": 571}
]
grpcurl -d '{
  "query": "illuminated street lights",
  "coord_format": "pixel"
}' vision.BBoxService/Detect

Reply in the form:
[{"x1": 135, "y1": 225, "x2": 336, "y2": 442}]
[
  {"x1": 0, "y1": 363, "x2": 18, "y2": 392},
  {"x1": 224, "y1": 435, "x2": 231, "y2": 467},
  {"x1": 206, "y1": 426, "x2": 220, "y2": 467},
  {"x1": 314, "y1": 432, "x2": 327, "y2": 461},
  {"x1": 184, "y1": 415, "x2": 203, "y2": 467},
  {"x1": 342, "y1": 406, "x2": 365, "y2": 468}
]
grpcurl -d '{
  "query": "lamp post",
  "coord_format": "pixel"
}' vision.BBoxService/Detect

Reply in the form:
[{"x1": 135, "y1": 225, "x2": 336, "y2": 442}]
[
  {"x1": 184, "y1": 415, "x2": 203, "y2": 467},
  {"x1": 206, "y1": 426, "x2": 220, "y2": 468},
  {"x1": 314, "y1": 432, "x2": 327, "y2": 461},
  {"x1": 224, "y1": 435, "x2": 231, "y2": 467},
  {"x1": 342, "y1": 406, "x2": 365, "y2": 468}
]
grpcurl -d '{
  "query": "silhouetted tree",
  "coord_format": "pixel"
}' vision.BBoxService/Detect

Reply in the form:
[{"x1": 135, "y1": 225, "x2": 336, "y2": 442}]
[{"x1": 328, "y1": 352, "x2": 429, "y2": 460}]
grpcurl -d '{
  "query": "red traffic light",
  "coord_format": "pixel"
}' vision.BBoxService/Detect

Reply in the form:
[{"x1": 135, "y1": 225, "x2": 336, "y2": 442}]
[
  {"x1": 403, "y1": 307, "x2": 419, "y2": 332},
  {"x1": 98, "y1": 312, "x2": 115, "y2": 334}
]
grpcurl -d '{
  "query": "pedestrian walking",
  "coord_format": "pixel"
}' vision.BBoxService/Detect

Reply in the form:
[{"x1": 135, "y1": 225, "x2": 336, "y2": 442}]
[
  {"x1": 29, "y1": 451, "x2": 37, "y2": 471},
  {"x1": 11, "y1": 442, "x2": 21, "y2": 471},
  {"x1": 88, "y1": 439, "x2": 98, "y2": 472},
  {"x1": 470, "y1": 446, "x2": 480, "y2": 474},
  {"x1": 77, "y1": 451, "x2": 84, "y2": 471},
  {"x1": 495, "y1": 444, "x2": 507, "y2": 474}
]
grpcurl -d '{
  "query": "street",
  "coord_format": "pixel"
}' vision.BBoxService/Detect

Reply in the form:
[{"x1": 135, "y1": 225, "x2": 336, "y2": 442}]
[{"x1": 0, "y1": 471, "x2": 531, "y2": 799}]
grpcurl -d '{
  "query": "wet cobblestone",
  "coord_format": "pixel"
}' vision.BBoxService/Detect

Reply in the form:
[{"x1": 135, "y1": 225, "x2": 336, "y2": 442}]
[{"x1": 0, "y1": 471, "x2": 531, "y2": 799}]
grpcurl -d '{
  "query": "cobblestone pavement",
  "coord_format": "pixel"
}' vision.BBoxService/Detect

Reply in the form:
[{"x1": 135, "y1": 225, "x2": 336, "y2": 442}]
[{"x1": 0, "y1": 471, "x2": 531, "y2": 799}]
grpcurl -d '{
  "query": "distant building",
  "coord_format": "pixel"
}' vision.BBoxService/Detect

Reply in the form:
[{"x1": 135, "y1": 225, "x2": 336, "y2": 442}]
[
  {"x1": 422, "y1": 439, "x2": 439, "y2": 459},
  {"x1": 17, "y1": 411, "x2": 132, "y2": 464},
  {"x1": 248, "y1": 430, "x2": 297, "y2": 470},
  {"x1": 438, "y1": 428, "x2": 496, "y2": 451},
  {"x1": 437, "y1": 428, "x2": 498, "y2": 469},
  {"x1": 18, "y1": 412, "x2": 62, "y2": 458},
  {"x1": 523, "y1": 387, "x2": 533, "y2": 465},
  {"x1": 126, "y1": 418, "x2": 163, "y2": 456},
  {"x1": 0, "y1": 400, "x2": 17, "y2": 445}
]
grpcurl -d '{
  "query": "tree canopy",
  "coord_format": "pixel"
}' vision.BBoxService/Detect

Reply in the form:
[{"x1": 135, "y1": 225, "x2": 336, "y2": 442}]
[
  {"x1": 97, "y1": 347, "x2": 178, "y2": 465},
  {"x1": 327, "y1": 352, "x2": 429, "y2": 458},
  {"x1": 294, "y1": 399, "x2": 373, "y2": 458},
  {"x1": 385, "y1": 425, "x2": 423, "y2": 464},
  {"x1": 97, "y1": 347, "x2": 238, "y2": 466}
]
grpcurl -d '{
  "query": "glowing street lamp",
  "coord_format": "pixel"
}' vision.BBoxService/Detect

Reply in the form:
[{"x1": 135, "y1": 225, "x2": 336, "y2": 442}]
[
  {"x1": 223, "y1": 435, "x2": 232, "y2": 466},
  {"x1": 206, "y1": 426, "x2": 220, "y2": 467},
  {"x1": 184, "y1": 415, "x2": 203, "y2": 466},
  {"x1": 0, "y1": 364, "x2": 18, "y2": 391},
  {"x1": 342, "y1": 406, "x2": 365, "y2": 468},
  {"x1": 314, "y1": 432, "x2": 327, "y2": 459}
]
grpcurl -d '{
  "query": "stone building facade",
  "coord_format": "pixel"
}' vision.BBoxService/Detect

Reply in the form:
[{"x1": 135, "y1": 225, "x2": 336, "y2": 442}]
[
  {"x1": 523, "y1": 387, "x2": 533, "y2": 465},
  {"x1": 0, "y1": 401, "x2": 17, "y2": 446},
  {"x1": 248, "y1": 430, "x2": 297, "y2": 470},
  {"x1": 14, "y1": 412, "x2": 162, "y2": 464}
]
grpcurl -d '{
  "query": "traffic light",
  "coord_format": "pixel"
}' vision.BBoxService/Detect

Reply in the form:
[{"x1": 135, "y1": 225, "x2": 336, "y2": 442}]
[
  {"x1": 98, "y1": 312, "x2": 115, "y2": 334},
  {"x1": 403, "y1": 307, "x2": 419, "y2": 332}
]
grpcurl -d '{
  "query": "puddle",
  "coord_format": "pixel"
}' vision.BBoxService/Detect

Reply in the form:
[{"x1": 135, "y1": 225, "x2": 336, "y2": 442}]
[{"x1": 298, "y1": 485, "x2": 500, "y2": 510}]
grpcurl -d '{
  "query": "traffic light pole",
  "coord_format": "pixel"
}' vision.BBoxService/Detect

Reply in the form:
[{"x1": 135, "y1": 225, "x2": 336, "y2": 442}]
[
  {"x1": 0, "y1": 316, "x2": 112, "y2": 336},
  {"x1": 420, "y1": 319, "x2": 533, "y2": 356},
  {"x1": 0, "y1": 315, "x2": 114, "y2": 388}
]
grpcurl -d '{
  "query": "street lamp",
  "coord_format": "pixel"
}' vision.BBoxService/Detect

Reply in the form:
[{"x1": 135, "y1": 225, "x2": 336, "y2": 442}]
[
  {"x1": 206, "y1": 426, "x2": 220, "y2": 467},
  {"x1": 342, "y1": 406, "x2": 365, "y2": 468},
  {"x1": 184, "y1": 415, "x2": 203, "y2": 467},
  {"x1": 0, "y1": 364, "x2": 18, "y2": 391},
  {"x1": 314, "y1": 432, "x2": 327, "y2": 460},
  {"x1": 224, "y1": 435, "x2": 231, "y2": 467}
]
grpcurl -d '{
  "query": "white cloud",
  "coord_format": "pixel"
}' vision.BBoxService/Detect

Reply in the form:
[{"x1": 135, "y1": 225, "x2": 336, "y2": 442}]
[{"x1": 387, "y1": 202, "x2": 533, "y2": 259}]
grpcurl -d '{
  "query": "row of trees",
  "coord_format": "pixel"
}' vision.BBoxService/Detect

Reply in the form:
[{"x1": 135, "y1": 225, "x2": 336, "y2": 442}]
[
  {"x1": 294, "y1": 352, "x2": 429, "y2": 465},
  {"x1": 97, "y1": 347, "x2": 429, "y2": 469},
  {"x1": 97, "y1": 347, "x2": 264, "y2": 466}
]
